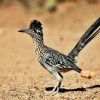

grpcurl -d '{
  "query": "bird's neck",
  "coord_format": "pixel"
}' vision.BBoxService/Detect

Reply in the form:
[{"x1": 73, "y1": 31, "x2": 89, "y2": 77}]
[{"x1": 33, "y1": 36, "x2": 45, "y2": 60}]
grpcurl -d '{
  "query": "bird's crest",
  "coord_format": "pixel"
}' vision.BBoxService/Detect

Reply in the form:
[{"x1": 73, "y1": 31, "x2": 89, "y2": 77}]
[{"x1": 29, "y1": 20, "x2": 42, "y2": 30}]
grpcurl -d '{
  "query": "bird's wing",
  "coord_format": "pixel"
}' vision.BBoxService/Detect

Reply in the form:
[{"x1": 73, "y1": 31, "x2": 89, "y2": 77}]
[{"x1": 44, "y1": 50, "x2": 80, "y2": 72}]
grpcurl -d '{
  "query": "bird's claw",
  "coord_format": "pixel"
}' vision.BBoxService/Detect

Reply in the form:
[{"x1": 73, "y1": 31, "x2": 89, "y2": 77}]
[{"x1": 51, "y1": 87, "x2": 59, "y2": 93}]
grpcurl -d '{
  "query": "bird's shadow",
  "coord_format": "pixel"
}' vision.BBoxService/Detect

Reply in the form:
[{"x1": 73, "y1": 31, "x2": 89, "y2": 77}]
[{"x1": 45, "y1": 85, "x2": 100, "y2": 93}]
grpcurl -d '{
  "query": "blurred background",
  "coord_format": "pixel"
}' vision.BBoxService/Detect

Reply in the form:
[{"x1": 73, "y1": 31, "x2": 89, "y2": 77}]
[
  {"x1": 0, "y1": 0, "x2": 100, "y2": 99},
  {"x1": 0, "y1": 0, "x2": 100, "y2": 27}
]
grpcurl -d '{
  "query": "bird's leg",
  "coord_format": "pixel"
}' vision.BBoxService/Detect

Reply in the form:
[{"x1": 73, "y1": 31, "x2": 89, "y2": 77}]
[{"x1": 52, "y1": 72, "x2": 63, "y2": 93}]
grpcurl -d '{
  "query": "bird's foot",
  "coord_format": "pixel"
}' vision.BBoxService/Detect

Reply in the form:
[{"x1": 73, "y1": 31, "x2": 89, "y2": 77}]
[{"x1": 51, "y1": 87, "x2": 59, "y2": 93}]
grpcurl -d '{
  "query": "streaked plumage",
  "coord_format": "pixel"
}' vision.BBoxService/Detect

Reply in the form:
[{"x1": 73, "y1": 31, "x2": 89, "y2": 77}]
[{"x1": 18, "y1": 18, "x2": 100, "y2": 92}]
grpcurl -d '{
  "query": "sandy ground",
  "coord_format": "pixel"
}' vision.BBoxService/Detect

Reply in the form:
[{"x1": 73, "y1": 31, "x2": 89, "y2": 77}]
[{"x1": 0, "y1": 1, "x2": 100, "y2": 100}]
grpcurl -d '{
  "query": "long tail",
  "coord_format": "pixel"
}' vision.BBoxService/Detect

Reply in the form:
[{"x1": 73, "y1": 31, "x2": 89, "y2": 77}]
[{"x1": 68, "y1": 17, "x2": 100, "y2": 62}]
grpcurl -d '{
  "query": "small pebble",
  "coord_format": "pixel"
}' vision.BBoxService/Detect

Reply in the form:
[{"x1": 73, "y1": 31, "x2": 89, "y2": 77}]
[{"x1": 81, "y1": 71, "x2": 96, "y2": 79}]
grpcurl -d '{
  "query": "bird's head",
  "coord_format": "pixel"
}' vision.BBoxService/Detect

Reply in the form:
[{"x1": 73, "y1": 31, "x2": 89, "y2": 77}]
[{"x1": 18, "y1": 20, "x2": 43, "y2": 38}]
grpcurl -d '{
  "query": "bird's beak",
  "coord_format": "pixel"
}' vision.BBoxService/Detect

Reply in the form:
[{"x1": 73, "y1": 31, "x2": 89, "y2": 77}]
[{"x1": 18, "y1": 29, "x2": 29, "y2": 33}]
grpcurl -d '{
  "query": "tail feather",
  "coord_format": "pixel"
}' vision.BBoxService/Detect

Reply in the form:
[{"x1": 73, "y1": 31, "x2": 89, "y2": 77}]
[
  {"x1": 85, "y1": 28, "x2": 100, "y2": 45},
  {"x1": 68, "y1": 17, "x2": 100, "y2": 62},
  {"x1": 80, "y1": 18, "x2": 100, "y2": 40},
  {"x1": 70, "y1": 63, "x2": 82, "y2": 73}
]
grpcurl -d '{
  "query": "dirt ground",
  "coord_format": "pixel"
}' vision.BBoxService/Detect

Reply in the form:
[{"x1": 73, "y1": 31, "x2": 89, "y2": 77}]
[{"x1": 0, "y1": 0, "x2": 100, "y2": 100}]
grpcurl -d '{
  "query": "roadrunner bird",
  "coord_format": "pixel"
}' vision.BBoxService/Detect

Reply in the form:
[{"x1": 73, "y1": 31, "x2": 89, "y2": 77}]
[{"x1": 18, "y1": 18, "x2": 100, "y2": 92}]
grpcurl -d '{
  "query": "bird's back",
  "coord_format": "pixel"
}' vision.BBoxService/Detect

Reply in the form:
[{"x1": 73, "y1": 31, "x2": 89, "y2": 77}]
[{"x1": 40, "y1": 45, "x2": 81, "y2": 73}]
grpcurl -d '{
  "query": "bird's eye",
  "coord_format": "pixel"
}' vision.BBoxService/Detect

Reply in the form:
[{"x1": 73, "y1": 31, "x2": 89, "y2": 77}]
[{"x1": 33, "y1": 29, "x2": 43, "y2": 36}]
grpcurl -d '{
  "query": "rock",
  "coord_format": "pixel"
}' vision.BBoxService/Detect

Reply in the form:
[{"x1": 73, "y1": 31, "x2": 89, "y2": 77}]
[{"x1": 81, "y1": 71, "x2": 96, "y2": 79}]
